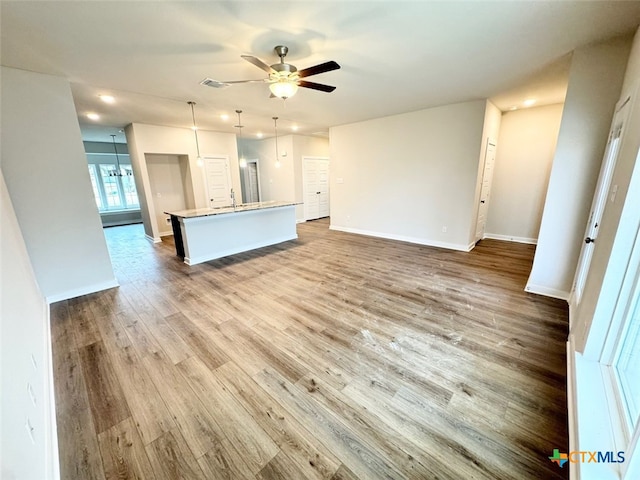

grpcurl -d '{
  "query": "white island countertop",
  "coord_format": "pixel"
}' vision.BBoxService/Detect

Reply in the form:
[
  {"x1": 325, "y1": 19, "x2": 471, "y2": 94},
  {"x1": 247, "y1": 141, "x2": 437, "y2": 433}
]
[{"x1": 165, "y1": 200, "x2": 298, "y2": 219}]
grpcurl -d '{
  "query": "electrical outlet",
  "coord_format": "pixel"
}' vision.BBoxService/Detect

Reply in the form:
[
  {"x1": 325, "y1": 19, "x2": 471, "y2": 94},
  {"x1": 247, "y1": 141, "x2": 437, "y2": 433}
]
[
  {"x1": 442, "y1": 226, "x2": 448, "y2": 233},
  {"x1": 165, "y1": 217, "x2": 171, "y2": 225}
]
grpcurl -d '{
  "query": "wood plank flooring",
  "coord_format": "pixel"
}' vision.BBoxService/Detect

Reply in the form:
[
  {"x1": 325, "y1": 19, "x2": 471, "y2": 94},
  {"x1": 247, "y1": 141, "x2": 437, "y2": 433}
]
[{"x1": 51, "y1": 219, "x2": 569, "y2": 479}]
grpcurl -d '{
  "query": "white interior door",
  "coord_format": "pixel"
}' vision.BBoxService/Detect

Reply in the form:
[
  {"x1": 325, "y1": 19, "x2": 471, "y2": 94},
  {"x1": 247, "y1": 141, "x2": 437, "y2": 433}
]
[
  {"x1": 318, "y1": 160, "x2": 330, "y2": 218},
  {"x1": 475, "y1": 139, "x2": 497, "y2": 241},
  {"x1": 303, "y1": 157, "x2": 330, "y2": 221},
  {"x1": 203, "y1": 156, "x2": 232, "y2": 208},
  {"x1": 571, "y1": 95, "x2": 631, "y2": 306}
]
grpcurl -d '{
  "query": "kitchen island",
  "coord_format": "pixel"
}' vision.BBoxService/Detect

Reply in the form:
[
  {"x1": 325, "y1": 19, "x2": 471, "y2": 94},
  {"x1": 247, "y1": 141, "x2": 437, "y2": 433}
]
[{"x1": 165, "y1": 201, "x2": 298, "y2": 265}]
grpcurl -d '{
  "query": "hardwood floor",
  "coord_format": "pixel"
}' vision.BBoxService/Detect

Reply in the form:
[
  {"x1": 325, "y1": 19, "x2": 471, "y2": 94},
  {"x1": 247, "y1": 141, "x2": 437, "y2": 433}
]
[{"x1": 51, "y1": 219, "x2": 569, "y2": 479}]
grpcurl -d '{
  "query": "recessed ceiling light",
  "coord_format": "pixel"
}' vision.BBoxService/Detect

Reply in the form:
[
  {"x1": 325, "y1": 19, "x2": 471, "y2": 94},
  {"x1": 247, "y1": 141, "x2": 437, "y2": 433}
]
[
  {"x1": 86, "y1": 113, "x2": 100, "y2": 120},
  {"x1": 509, "y1": 106, "x2": 517, "y2": 111},
  {"x1": 256, "y1": 132, "x2": 263, "y2": 138},
  {"x1": 99, "y1": 94, "x2": 115, "y2": 104},
  {"x1": 523, "y1": 99, "x2": 536, "y2": 107},
  {"x1": 220, "y1": 114, "x2": 229, "y2": 121},
  {"x1": 291, "y1": 125, "x2": 299, "y2": 132},
  {"x1": 191, "y1": 126, "x2": 198, "y2": 131}
]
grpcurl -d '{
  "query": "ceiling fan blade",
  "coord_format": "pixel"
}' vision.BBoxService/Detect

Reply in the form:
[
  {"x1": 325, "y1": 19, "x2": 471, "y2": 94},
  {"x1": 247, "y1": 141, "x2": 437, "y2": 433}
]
[
  {"x1": 223, "y1": 79, "x2": 266, "y2": 84},
  {"x1": 201, "y1": 78, "x2": 266, "y2": 88},
  {"x1": 298, "y1": 60, "x2": 340, "y2": 78},
  {"x1": 241, "y1": 54, "x2": 275, "y2": 74},
  {"x1": 200, "y1": 78, "x2": 229, "y2": 88},
  {"x1": 298, "y1": 80, "x2": 336, "y2": 93}
]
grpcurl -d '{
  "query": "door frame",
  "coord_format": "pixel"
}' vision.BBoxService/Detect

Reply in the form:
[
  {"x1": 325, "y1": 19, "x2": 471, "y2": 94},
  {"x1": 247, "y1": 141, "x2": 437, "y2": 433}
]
[{"x1": 570, "y1": 94, "x2": 633, "y2": 309}]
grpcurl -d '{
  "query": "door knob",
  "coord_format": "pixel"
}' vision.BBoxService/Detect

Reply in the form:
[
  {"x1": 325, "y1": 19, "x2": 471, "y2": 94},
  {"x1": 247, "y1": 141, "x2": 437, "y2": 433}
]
[
  {"x1": 585, "y1": 237, "x2": 595, "y2": 244},
  {"x1": 480, "y1": 200, "x2": 485, "y2": 204}
]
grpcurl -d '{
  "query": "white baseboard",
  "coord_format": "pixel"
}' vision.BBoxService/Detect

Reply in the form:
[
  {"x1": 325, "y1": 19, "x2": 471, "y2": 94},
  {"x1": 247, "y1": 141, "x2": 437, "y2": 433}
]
[
  {"x1": 524, "y1": 283, "x2": 570, "y2": 300},
  {"x1": 567, "y1": 336, "x2": 580, "y2": 480},
  {"x1": 45, "y1": 306, "x2": 61, "y2": 480},
  {"x1": 145, "y1": 234, "x2": 161, "y2": 244},
  {"x1": 329, "y1": 225, "x2": 473, "y2": 252},
  {"x1": 483, "y1": 233, "x2": 538, "y2": 244},
  {"x1": 45, "y1": 278, "x2": 119, "y2": 303}
]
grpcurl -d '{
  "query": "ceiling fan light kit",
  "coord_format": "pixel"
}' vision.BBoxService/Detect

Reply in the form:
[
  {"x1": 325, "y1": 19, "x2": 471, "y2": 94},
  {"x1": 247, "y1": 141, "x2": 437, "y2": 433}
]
[
  {"x1": 269, "y1": 79, "x2": 299, "y2": 99},
  {"x1": 201, "y1": 45, "x2": 340, "y2": 99}
]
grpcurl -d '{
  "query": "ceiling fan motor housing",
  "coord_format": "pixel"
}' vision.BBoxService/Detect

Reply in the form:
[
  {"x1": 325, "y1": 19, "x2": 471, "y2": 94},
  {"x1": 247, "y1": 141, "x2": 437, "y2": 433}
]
[
  {"x1": 271, "y1": 45, "x2": 297, "y2": 80},
  {"x1": 271, "y1": 62, "x2": 297, "y2": 74}
]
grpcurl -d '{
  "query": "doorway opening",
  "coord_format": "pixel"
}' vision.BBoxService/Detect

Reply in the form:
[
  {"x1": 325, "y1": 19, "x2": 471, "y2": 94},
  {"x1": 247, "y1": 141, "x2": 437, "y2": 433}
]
[
  {"x1": 240, "y1": 159, "x2": 261, "y2": 204},
  {"x1": 145, "y1": 153, "x2": 195, "y2": 237}
]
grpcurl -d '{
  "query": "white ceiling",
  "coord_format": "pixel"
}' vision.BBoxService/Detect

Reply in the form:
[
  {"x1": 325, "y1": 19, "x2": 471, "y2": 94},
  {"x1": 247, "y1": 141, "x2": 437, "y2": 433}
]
[{"x1": 2, "y1": 1, "x2": 639, "y2": 143}]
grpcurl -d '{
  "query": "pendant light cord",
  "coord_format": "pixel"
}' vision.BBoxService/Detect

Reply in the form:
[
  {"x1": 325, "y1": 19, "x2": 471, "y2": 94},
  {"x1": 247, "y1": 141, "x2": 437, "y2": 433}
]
[
  {"x1": 110, "y1": 134, "x2": 122, "y2": 176},
  {"x1": 236, "y1": 109, "x2": 245, "y2": 161},
  {"x1": 273, "y1": 116, "x2": 279, "y2": 159},
  {"x1": 188, "y1": 101, "x2": 201, "y2": 158}
]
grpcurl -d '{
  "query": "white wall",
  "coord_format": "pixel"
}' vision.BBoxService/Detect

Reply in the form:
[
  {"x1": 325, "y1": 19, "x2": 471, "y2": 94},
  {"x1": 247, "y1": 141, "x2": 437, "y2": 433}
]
[
  {"x1": 573, "y1": 26, "x2": 640, "y2": 355},
  {"x1": 1, "y1": 67, "x2": 117, "y2": 302},
  {"x1": 329, "y1": 100, "x2": 488, "y2": 250},
  {"x1": 526, "y1": 36, "x2": 632, "y2": 299},
  {"x1": 486, "y1": 104, "x2": 564, "y2": 243},
  {"x1": 1, "y1": 171, "x2": 58, "y2": 480},
  {"x1": 125, "y1": 123, "x2": 240, "y2": 241},
  {"x1": 145, "y1": 154, "x2": 192, "y2": 236},
  {"x1": 255, "y1": 135, "x2": 296, "y2": 205}
]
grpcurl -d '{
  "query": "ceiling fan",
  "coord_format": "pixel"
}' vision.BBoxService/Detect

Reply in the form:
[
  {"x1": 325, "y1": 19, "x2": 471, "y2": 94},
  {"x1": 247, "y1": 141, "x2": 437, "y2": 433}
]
[{"x1": 200, "y1": 45, "x2": 340, "y2": 99}]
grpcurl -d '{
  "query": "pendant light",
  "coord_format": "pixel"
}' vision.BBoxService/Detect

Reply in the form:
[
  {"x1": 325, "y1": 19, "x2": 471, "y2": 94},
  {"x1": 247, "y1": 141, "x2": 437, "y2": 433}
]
[
  {"x1": 273, "y1": 116, "x2": 281, "y2": 168},
  {"x1": 108, "y1": 134, "x2": 131, "y2": 176},
  {"x1": 188, "y1": 101, "x2": 204, "y2": 167},
  {"x1": 235, "y1": 110, "x2": 247, "y2": 169}
]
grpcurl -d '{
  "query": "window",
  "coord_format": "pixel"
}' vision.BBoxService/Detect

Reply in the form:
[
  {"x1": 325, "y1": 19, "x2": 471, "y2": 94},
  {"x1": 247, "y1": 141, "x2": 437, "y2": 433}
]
[
  {"x1": 88, "y1": 162, "x2": 140, "y2": 212},
  {"x1": 88, "y1": 164, "x2": 102, "y2": 209},
  {"x1": 615, "y1": 298, "x2": 640, "y2": 430},
  {"x1": 120, "y1": 167, "x2": 139, "y2": 208}
]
